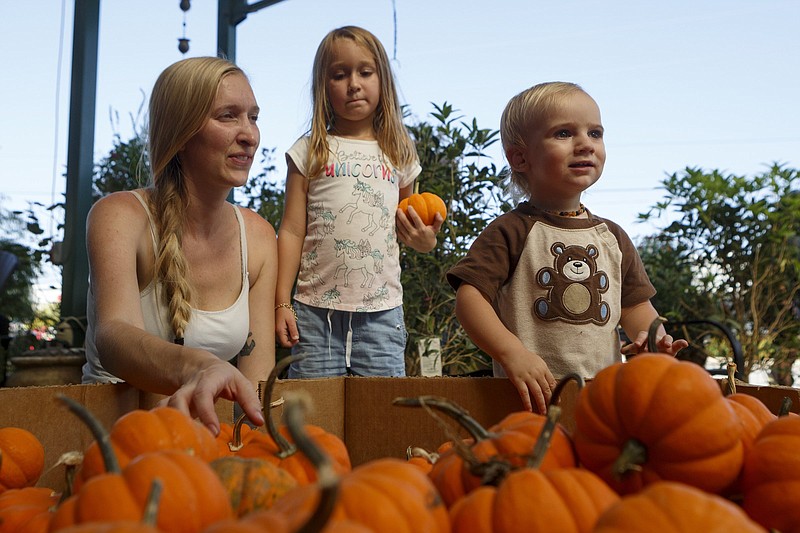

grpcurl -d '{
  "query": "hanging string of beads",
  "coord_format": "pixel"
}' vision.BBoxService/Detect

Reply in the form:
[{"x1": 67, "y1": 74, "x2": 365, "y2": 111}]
[{"x1": 178, "y1": 0, "x2": 191, "y2": 54}]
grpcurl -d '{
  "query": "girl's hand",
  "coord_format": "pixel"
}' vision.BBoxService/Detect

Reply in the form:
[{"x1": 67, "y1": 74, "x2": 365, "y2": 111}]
[
  {"x1": 275, "y1": 305, "x2": 300, "y2": 348},
  {"x1": 396, "y1": 206, "x2": 443, "y2": 253}
]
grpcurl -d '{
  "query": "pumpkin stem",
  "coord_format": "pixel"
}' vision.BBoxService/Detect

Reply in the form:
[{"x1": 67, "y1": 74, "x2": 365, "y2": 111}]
[
  {"x1": 393, "y1": 395, "x2": 499, "y2": 476},
  {"x1": 612, "y1": 439, "x2": 647, "y2": 480},
  {"x1": 550, "y1": 373, "x2": 584, "y2": 406},
  {"x1": 228, "y1": 413, "x2": 248, "y2": 452},
  {"x1": 526, "y1": 404, "x2": 562, "y2": 470},
  {"x1": 647, "y1": 316, "x2": 668, "y2": 353},
  {"x1": 727, "y1": 361, "x2": 738, "y2": 395},
  {"x1": 283, "y1": 392, "x2": 340, "y2": 533},
  {"x1": 407, "y1": 446, "x2": 439, "y2": 464},
  {"x1": 53, "y1": 451, "x2": 83, "y2": 501},
  {"x1": 779, "y1": 396, "x2": 793, "y2": 417},
  {"x1": 263, "y1": 355, "x2": 303, "y2": 458},
  {"x1": 393, "y1": 395, "x2": 491, "y2": 442},
  {"x1": 142, "y1": 478, "x2": 163, "y2": 526},
  {"x1": 56, "y1": 394, "x2": 121, "y2": 475}
]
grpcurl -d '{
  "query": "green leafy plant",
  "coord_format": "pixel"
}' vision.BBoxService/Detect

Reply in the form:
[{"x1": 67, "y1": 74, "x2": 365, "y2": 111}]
[
  {"x1": 639, "y1": 164, "x2": 800, "y2": 383},
  {"x1": 402, "y1": 103, "x2": 511, "y2": 375}
]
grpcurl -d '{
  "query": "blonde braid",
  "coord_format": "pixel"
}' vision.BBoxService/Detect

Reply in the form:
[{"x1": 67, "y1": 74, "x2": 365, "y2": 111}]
[
  {"x1": 146, "y1": 56, "x2": 244, "y2": 342},
  {"x1": 151, "y1": 169, "x2": 193, "y2": 341}
]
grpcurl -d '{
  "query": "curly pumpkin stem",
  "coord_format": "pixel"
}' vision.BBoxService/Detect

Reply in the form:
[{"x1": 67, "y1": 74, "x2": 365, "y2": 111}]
[
  {"x1": 526, "y1": 404, "x2": 562, "y2": 470},
  {"x1": 283, "y1": 391, "x2": 340, "y2": 533},
  {"x1": 393, "y1": 395, "x2": 491, "y2": 442},
  {"x1": 56, "y1": 394, "x2": 120, "y2": 475},
  {"x1": 263, "y1": 355, "x2": 303, "y2": 459},
  {"x1": 406, "y1": 446, "x2": 438, "y2": 464},
  {"x1": 551, "y1": 373, "x2": 584, "y2": 405},
  {"x1": 54, "y1": 451, "x2": 84, "y2": 502},
  {"x1": 392, "y1": 395, "x2": 493, "y2": 472},
  {"x1": 647, "y1": 316, "x2": 668, "y2": 353},
  {"x1": 612, "y1": 438, "x2": 647, "y2": 480}
]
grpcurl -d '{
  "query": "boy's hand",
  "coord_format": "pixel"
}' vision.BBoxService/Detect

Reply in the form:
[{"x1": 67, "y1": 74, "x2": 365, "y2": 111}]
[
  {"x1": 621, "y1": 330, "x2": 688, "y2": 357},
  {"x1": 502, "y1": 350, "x2": 557, "y2": 414}
]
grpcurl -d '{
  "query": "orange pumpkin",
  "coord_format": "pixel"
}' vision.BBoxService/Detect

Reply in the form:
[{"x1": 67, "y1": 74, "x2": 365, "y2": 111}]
[
  {"x1": 573, "y1": 353, "x2": 744, "y2": 495},
  {"x1": 445, "y1": 403, "x2": 617, "y2": 532},
  {"x1": 266, "y1": 393, "x2": 450, "y2": 533},
  {"x1": 0, "y1": 486, "x2": 58, "y2": 532},
  {"x1": 594, "y1": 481, "x2": 766, "y2": 532},
  {"x1": 741, "y1": 415, "x2": 800, "y2": 532},
  {"x1": 209, "y1": 456, "x2": 297, "y2": 516},
  {"x1": 0, "y1": 428, "x2": 46, "y2": 491},
  {"x1": 395, "y1": 376, "x2": 579, "y2": 507},
  {"x1": 450, "y1": 468, "x2": 618, "y2": 533},
  {"x1": 75, "y1": 406, "x2": 219, "y2": 490},
  {"x1": 52, "y1": 395, "x2": 233, "y2": 532},
  {"x1": 232, "y1": 356, "x2": 351, "y2": 484},
  {"x1": 51, "y1": 479, "x2": 163, "y2": 533},
  {"x1": 398, "y1": 192, "x2": 446, "y2": 225}
]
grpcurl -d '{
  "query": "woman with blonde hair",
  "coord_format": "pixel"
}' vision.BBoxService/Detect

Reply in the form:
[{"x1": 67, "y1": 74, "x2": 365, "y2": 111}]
[{"x1": 83, "y1": 56, "x2": 277, "y2": 435}]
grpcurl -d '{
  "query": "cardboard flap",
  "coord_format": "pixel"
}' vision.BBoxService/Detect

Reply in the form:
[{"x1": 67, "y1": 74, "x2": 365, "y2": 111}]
[
  {"x1": 270, "y1": 377, "x2": 347, "y2": 440},
  {"x1": 720, "y1": 380, "x2": 800, "y2": 415},
  {"x1": 343, "y1": 376, "x2": 582, "y2": 466}
]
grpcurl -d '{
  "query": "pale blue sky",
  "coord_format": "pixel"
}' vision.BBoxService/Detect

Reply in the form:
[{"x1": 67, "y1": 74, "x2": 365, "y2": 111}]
[{"x1": 2, "y1": 0, "x2": 800, "y2": 300}]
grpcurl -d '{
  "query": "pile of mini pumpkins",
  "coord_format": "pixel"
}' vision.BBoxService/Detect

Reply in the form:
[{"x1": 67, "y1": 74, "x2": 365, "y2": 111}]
[{"x1": 1, "y1": 350, "x2": 799, "y2": 532}]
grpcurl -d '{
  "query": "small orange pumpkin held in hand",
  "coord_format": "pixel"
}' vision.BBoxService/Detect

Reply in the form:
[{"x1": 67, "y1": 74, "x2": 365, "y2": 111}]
[{"x1": 398, "y1": 192, "x2": 446, "y2": 226}]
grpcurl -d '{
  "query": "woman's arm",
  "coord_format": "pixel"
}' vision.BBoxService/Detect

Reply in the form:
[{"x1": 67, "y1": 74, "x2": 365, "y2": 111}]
[
  {"x1": 88, "y1": 192, "x2": 264, "y2": 434},
  {"x1": 236, "y1": 208, "x2": 277, "y2": 389}
]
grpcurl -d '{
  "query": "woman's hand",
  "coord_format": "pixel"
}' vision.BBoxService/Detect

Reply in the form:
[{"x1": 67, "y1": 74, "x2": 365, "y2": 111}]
[{"x1": 159, "y1": 356, "x2": 264, "y2": 436}]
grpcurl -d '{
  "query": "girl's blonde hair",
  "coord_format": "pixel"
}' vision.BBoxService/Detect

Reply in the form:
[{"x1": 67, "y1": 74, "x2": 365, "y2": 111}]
[
  {"x1": 500, "y1": 81, "x2": 587, "y2": 199},
  {"x1": 146, "y1": 56, "x2": 244, "y2": 341},
  {"x1": 305, "y1": 25, "x2": 417, "y2": 178}
]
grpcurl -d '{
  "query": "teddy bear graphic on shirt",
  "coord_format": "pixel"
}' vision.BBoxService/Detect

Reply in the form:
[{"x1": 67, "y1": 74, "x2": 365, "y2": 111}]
[{"x1": 534, "y1": 241, "x2": 610, "y2": 325}]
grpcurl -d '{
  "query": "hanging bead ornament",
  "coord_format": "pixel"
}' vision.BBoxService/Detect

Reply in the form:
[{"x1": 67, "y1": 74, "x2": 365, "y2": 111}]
[{"x1": 178, "y1": 0, "x2": 191, "y2": 54}]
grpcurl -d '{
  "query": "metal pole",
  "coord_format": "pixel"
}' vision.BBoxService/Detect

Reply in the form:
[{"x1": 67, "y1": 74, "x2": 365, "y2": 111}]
[{"x1": 61, "y1": 0, "x2": 100, "y2": 335}]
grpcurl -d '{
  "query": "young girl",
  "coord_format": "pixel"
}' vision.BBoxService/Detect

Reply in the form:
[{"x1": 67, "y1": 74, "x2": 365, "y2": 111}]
[
  {"x1": 275, "y1": 26, "x2": 443, "y2": 377},
  {"x1": 447, "y1": 82, "x2": 688, "y2": 414}
]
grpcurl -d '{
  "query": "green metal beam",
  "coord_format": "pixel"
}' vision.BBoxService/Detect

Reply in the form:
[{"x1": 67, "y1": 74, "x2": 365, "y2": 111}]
[
  {"x1": 61, "y1": 0, "x2": 100, "y2": 331},
  {"x1": 217, "y1": 0, "x2": 287, "y2": 61}
]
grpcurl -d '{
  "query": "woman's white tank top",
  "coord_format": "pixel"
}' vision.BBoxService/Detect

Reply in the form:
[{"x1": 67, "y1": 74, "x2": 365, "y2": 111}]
[{"x1": 82, "y1": 191, "x2": 250, "y2": 383}]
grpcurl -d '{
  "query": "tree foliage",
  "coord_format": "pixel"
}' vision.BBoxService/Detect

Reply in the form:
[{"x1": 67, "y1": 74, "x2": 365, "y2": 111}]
[
  {"x1": 401, "y1": 103, "x2": 510, "y2": 375},
  {"x1": 0, "y1": 204, "x2": 45, "y2": 324},
  {"x1": 639, "y1": 164, "x2": 800, "y2": 383}
]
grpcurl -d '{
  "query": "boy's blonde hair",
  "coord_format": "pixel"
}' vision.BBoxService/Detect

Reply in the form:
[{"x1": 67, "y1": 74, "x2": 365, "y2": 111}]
[
  {"x1": 146, "y1": 56, "x2": 245, "y2": 341},
  {"x1": 306, "y1": 25, "x2": 417, "y2": 178},
  {"x1": 500, "y1": 81, "x2": 586, "y2": 199}
]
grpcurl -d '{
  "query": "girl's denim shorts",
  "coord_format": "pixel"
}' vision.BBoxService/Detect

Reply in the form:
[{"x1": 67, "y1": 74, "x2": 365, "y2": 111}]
[{"x1": 288, "y1": 300, "x2": 407, "y2": 378}]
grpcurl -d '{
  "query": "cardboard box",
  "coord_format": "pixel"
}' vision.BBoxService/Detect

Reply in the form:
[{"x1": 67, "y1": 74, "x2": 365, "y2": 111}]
[{"x1": 2, "y1": 377, "x2": 798, "y2": 494}]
